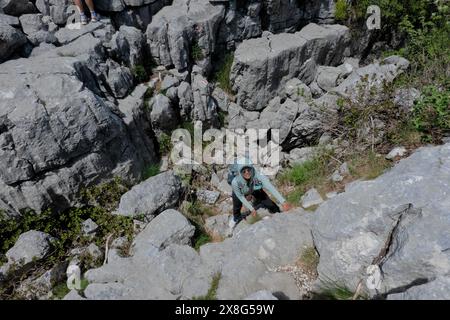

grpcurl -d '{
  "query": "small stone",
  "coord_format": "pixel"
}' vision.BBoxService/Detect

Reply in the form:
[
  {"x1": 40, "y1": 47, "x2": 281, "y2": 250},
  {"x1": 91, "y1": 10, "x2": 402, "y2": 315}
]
[
  {"x1": 386, "y1": 147, "x2": 407, "y2": 160},
  {"x1": 339, "y1": 162, "x2": 350, "y2": 176},
  {"x1": 326, "y1": 191, "x2": 338, "y2": 199},
  {"x1": 82, "y1": 219, "x2": 98, "y2": 236},
  {"x1": 86, "y1": 243, "x2": 103, "y2": 261},
  {"x1": 197, "y1": 190, "x2": 220, "y2": 205},
  {"x1": 331, "y1": 170, "x2": 344, "y2": 182},
  {"x1": 301, "y1": 188, "x2": 324, "y2": 209}
]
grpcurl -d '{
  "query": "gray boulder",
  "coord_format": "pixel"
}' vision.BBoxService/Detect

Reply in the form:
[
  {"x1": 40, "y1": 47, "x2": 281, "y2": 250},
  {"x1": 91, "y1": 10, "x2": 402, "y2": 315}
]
[
  {"x1": 197, "y1": 189, "x2": 220, "y2": 205},
  {"x1": 283, "y1": 95, "x2": 336, "y2": 148},
  {"x1": 333, "y1": 56, "x2": 410, "y2": 104},
  {"x1": 29, "y1": 42, "x2": 56, "y2": 57},
  {"x1": 84, "y1": 244, "x2": 213, "y2": 299},
  {"x1": 200, "y1": 209, "x2": 314, "y2": 299},
  {"x1": 105, "y1": 60, "x2": 134, "y2": 99},
  {"x1": 146, "y1": 0, "x2": 225, "y2": 71},
  {"x1": 247, "y1": 97, "x2": 298, "y2": 145},
  {"x1": 117, "y1": 171, "x2": 182, "y2": 219},
  {"x1": 284, "y1": 78, "x2": 312, "y2": 102},
  {"x1": 0, "y1": 230, "x2": 54, "y2": 278},
  {"x1": 0, "y1": 21, "x2": 27, "y2": 62},
  {"x1": 301, "y1": 188, "x2": 324, "y2": 209},
  {"x1": 132, "y1": 209, "x2": 195, "y2": 254},
  {"x1": 177, "y1": 81, "x2": 194, "y2": 119},
  {"x1": 287, "y1": 147, "x2": 317, "y2": 166},
  {"x1": 0, "y1": 0, "x2": 36, "y2": 16},
  {"x1": 0, "y1": 48, "x2": 158, "y2": 216},
  {"x1": 191, "y1": 67, "x2": 219, "y2": 127},
  {"x1": 63, "y1": 289, "x2": 86, "y2": 300},
  {"x1": 312, "y1": 143, "x2": 450, "y2": 297},
  {"x1": 231, "y1": 23, "x2": 350, "y2": 111},
  {"x1": 204, "y1": 214, "x2": 231, "y2": 240},
  {"x1": 19, "y1": 13, "x2": 58, "y2": 45},
  {"x1": 35, "y1": 0, "x2": 72, "y2": 25},
  {"x1": 54, "y1": 19, "x2": 105, "y2": 45},
  {"x1": 0, "y1": 13, "x2": 19, "y2": 26},
  {"x1": 149, "y1": 94, "x2": 180, "y2": 132},
  {"x1": 316, "y1": 63, "x2": 353, "y2": 92},
  {"x1": 110, "y1": 25, "x2": 146, "y2": 68}
]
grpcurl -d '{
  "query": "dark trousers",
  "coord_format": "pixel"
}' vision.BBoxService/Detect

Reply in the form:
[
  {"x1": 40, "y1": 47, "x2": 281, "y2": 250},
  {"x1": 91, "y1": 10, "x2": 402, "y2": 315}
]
[{"x1": 232, "y1": 189, "x2": 280, "y2": 222}]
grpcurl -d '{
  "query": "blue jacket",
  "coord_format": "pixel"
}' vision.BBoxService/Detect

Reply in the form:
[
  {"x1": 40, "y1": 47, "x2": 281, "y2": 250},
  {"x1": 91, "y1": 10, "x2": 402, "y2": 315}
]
[{"x1": 231, "y1": 158, "x2": 286, "y2": 212}]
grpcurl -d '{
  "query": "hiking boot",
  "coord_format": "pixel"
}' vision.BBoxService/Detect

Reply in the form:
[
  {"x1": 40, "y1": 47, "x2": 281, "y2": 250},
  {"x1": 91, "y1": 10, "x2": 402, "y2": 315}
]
[
  {"x1": 91, "y1": 11, "x2": 99, "y2": 23},
  {"x1": 227, "y1": 217, "x2": 238, "y2": 237},
  {"x1": 80, "y1": 13, "x2": 87, "y2": 25}
]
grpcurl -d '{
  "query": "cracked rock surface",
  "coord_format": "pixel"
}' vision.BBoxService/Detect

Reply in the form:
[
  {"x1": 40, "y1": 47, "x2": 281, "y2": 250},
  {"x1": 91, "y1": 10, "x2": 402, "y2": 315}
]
[{"x1": 311, "y1": 143, "x2": 450, "y2": 298}]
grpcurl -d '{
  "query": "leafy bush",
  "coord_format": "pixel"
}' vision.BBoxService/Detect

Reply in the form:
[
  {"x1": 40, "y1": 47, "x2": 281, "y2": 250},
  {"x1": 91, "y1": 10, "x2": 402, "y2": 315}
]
[
  {"x1": 412, "y1": 85, "x2": 450, "y2": 142},
  {"x1": 80, "y1": 177, "x2": 128, "y2": 212},
  {"x1": 191, "y1": 41, "x2": 204, "y2": 61},
  {"x1": 142, "y1": 163, "x2": 160, "y2": 180},
  {"x1": 157, "y1": 132, "x2": 172, "y2": 155},
  {"x1": 335, "y1": 0, "x2": 348, "y2": 21},
  {"x1": 132, "y1": 65, "x2": 148, "y2": 83}
]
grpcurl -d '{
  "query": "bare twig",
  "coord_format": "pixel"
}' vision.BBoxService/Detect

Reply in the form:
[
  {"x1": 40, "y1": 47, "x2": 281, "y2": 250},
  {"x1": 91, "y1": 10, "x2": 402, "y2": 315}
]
[
  {"x1": 103, "y1": 233, "x2": 113, "y2": 266},
  {"x1": 352, "y1": 280, "x2": 363, "y2": 300}
]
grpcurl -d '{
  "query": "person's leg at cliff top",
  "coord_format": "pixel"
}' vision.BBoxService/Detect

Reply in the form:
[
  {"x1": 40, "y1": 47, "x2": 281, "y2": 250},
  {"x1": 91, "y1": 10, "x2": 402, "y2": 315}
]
[{"x1": 74, "y1": 0, "x2": 98, "y2": 25}]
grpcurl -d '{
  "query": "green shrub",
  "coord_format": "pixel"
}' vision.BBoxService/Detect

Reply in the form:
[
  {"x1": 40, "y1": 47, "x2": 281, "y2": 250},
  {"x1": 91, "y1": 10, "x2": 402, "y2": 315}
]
[
  {"x1": 80, "y1": 177, "x2": 128, "y2": 211},
  {"x1": 335, "y1": 0, "x2": 348, "y2": 21},
  {"x1": 132, "y1": 65, "x2": 148, "y2": 83},
  {"x1": 142, "y1": 163, "x2": 160, "y2": 180},
  {"x1": 157, "y1": 132, "x2": 172, "y2": 155},
  {"x1": 412, "y1": 85, "x2": 450, "y2": 142},
  {"x1": 213, "y1": 53, "x2": 234, "y2": 94},
  {"x1": 191, "y1": 41, "x2": 204, "y2": 61}
]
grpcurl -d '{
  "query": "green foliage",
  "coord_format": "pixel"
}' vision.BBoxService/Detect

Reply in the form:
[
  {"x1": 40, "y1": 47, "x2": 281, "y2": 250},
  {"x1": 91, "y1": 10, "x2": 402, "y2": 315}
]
[
  {"x1": 335, "y1": 0, "x2": 348, "y2": 21},
  {"x1": 412, "y1": 85, "x2": 450, "y2": 142},
  {"x1": 142, "y1": 163, "x2": 160, "y2": 180},
  {"x1": 193, "y1": 273, "x2": 221, "y2": 300},
  {"x1": 279, "y1": 149, "x2": 334, "y2": 204},
  {"x1": 194, "y1": 233, "x2": 211, "y2": 251},
  {"x1": 157, "y1": 132, "x2": 172, "y2": 155},
  {"x1": 312, "y1": 284, "x2": 356, "y2": 300},
  {"x1": 191, "y1": 41, "x2": 204, "y2": 61},
  {"x1": 352, "y1": 0, "x2": 433, "y2": 26},
  {"x1": 213, "y1": 53, "x2": 234, "y2": 94},
  {"x1": 279, "y1": 155, "x2": 328, "y2": 187},
  {"x1": 80, "y1": 177, "x2": 128, "y2": 211},
  {"x1": 52, "y1": 281, "x2": 70, "y2": 299},
  {"x1": 132, "y1": 65, "x2": 148, "y2": 83}
]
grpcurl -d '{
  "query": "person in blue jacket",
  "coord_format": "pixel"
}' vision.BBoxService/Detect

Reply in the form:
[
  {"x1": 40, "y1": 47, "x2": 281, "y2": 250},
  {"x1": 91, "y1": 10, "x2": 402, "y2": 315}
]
[{"x1": 228, "y1": 157, "x2": 291, "y2": 232}]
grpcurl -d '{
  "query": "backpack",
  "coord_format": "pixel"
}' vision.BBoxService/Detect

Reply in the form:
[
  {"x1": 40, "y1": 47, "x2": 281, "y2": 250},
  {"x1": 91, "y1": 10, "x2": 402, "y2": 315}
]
[{"x1": 227, "y1": 161, "x2": 240, "y2": 185}]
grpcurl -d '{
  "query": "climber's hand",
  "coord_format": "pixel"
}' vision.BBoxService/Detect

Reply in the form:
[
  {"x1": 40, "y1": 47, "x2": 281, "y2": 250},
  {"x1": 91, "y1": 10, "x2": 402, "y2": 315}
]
[
  {"x1": 251, "y1": 210, "x2": 257, "y2": 217},
  {"x1": 281, "y1": 202, "x2": 292, "y2": 212}
]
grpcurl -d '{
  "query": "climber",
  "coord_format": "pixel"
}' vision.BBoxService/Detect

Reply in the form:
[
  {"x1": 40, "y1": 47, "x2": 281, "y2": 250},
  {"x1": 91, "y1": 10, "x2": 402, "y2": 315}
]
[
  {"x1": 227, "y1": 157, "x2": 292, "y2": 234},
  {"x1": 73, "y1": 0, "x2": 99, "y2": 25}
]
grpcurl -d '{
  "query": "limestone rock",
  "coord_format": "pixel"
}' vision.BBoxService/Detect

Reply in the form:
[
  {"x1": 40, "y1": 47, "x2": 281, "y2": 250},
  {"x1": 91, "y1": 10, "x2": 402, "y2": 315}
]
[{"x1": 117, "y1": 171, "x2": 182, "y2": 219}]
